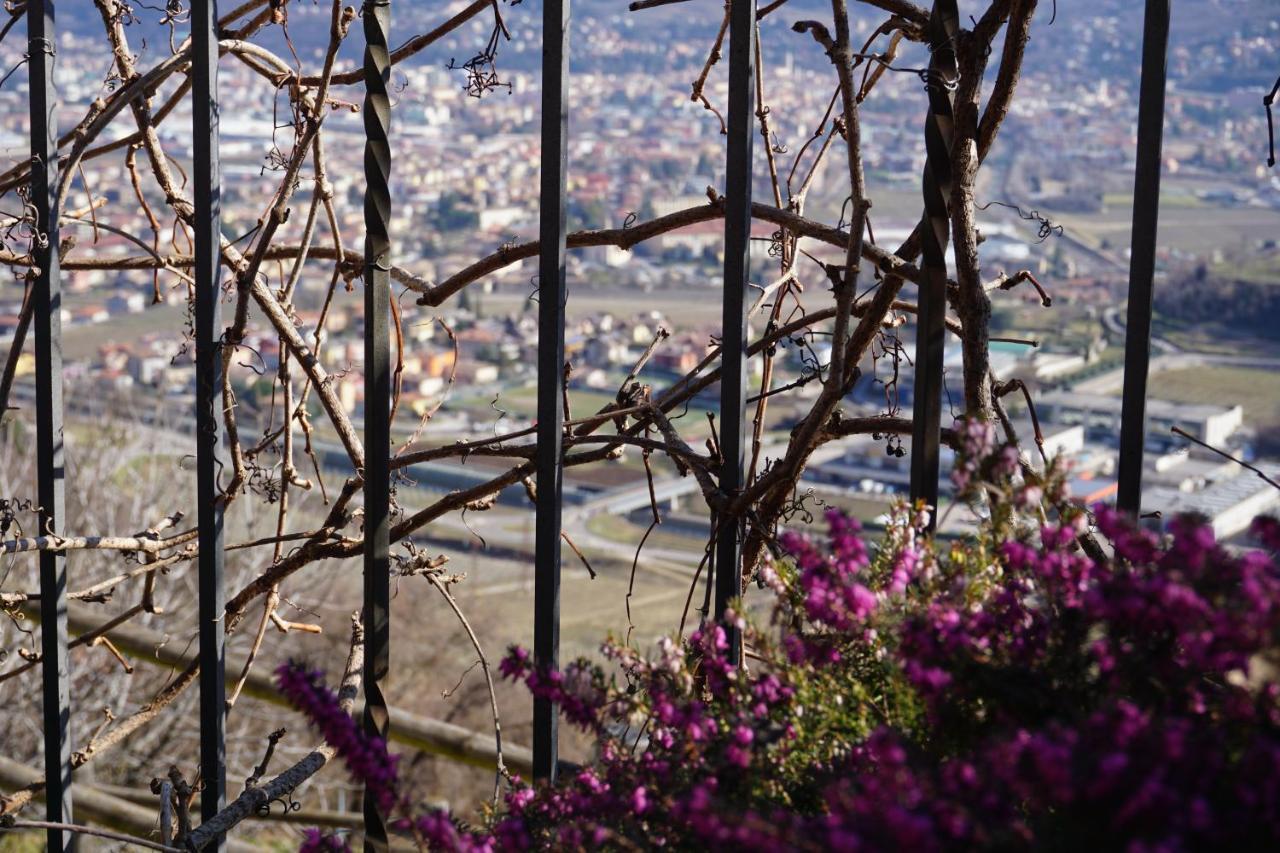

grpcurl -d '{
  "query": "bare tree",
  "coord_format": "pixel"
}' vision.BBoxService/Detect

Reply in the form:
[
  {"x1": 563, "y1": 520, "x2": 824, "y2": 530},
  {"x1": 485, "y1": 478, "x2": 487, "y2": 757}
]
[{"x1": 0, "y1": 0, "x2": 1059, "y2": 843}]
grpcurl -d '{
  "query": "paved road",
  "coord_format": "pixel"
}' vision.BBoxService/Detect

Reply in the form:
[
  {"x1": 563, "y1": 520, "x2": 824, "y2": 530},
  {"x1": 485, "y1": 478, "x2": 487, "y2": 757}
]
[{"x1": 1100, "y1": 306, "x2": 1182, "y2": 355}]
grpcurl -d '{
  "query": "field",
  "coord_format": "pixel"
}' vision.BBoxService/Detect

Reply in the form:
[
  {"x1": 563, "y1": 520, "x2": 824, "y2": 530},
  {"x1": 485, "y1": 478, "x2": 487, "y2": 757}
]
[
  {"x1": 480, "y1": 287, "x2": 725, "y2": 328},
  {"x1": 1146, "y1": 365, "x2": 1280, "y2": 428},
  {"x1": 1040, "y1": 175, "x2": 1280, "y2": 258},
  {"x1": 1210, "y1": 254, "x2": 1280, "y2": 287},
  {"x1": 59, "y1": 298, "x2": 187, "y2": 361},
  {"x1": 1153, "y1": 316, "x2": 1280, "y2": 358}
]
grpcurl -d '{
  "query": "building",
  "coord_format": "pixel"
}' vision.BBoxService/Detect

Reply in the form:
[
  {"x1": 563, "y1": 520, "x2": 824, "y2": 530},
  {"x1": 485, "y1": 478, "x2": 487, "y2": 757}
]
[
  {"x1": 1142, "y1": 462, "x2": 1280, "y2": 538},
  {"x1": 1038, "y1": 391, "x2": 1243, "y2": 448}
]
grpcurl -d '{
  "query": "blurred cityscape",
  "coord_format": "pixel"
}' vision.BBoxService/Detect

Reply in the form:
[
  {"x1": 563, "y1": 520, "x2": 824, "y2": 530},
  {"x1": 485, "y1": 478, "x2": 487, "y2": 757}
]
[{"x1": 1, "y1": 0, "x2": 1278, "y2": 572}]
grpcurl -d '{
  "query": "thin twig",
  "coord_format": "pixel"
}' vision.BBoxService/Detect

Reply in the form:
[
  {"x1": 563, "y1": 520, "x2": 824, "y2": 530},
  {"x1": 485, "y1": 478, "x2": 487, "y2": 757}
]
[{"x1": 1172, "y1": 427, "x2": 1280, "y2": 491}]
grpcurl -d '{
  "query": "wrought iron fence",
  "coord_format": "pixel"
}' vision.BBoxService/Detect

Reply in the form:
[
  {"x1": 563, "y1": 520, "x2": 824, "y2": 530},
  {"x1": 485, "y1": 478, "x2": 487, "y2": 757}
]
[{"x1": 16, "y1": 0, "x2": 1171, "y2": 849}]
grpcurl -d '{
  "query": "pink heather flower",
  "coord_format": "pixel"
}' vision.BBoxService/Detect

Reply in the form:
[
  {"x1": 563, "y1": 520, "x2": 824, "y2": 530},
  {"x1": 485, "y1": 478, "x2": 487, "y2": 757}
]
[
  {"x1": 501, "y1": 649, "x2": 604, "y2": 729},
  {"x1": 576, "y1": 767, "x2": 607, "y2": 795},
  {"x1": 758, "y1": 558, "x2": 787, "y2": 595},
  {"x1": 507, "y1": 786, "x2": 535, "y2": 813},
  {"x1": 914, "y1": 506, "x2": 933, "y2": 530},
  {"x1": 1093, "y1": 504, "x2": 1160, "y2": 564},
  {"x1": 498, "y1": 645, "x2": 531, "y2": 680},
  {"x1": 782, "y1": 510, "x2": 879, "y2": 631},
  {"x1": 960, "y1": 417, "x2": 997, "y2": 458},
  {"x1": 631, "y1": 786, "x2": 650, "y2": 815},
  {"x1": 996, "y1": 445, "x2": 1022, "y2": 477},
  {"x1": 1252, "y1": 516, "x2": 1280, "y2": 551},
  {"x1": 413, "y1": 809, "x2": 497, "y2": 853},
  {"x1": 275, "y1": 662, "x2": 400, "y2": 817},
  {"x1": 725, "y1": 745, "x2": 751, "y2": 768},
  {"x1": 888, "y1": 546, "x2": 921, "y2": 596}
]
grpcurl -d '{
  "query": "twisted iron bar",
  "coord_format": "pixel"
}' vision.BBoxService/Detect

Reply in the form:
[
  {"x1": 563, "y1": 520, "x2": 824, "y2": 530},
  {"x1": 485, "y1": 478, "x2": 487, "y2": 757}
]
[
  {"x1": 192, "y1": 0, "x2": 227, "y2": 847},
  {"x1": 362, "y1": 0, "x2": 393, "y2": 845},
  {"x1": 908, "y1": 0, "x2": 959, "y2": 530}
]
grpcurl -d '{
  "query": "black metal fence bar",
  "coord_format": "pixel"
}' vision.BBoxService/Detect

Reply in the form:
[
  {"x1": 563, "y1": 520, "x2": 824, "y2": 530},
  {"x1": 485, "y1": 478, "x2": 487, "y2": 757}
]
[
  {"x1": 534, "y1": 0, "x2": 570, "y2": 783},
  {"x1": 1116, "y1": 0, "x2": 1170, "y2": 516},
  {"x1": 908, "y1": 0, "x2": 958, "y2": 528},
  {"x1": 362, "y1": 0, "x2": 393, "y2": 844},
  {"x1": 28, "y1": 1, "x2": 72, "y2": 849},
  {"x1": 192, "y1": 1, "x2": 226, "y2": 845},
  {"x1": 714, "y1": 0, "x2": 755, "y2": 658}
]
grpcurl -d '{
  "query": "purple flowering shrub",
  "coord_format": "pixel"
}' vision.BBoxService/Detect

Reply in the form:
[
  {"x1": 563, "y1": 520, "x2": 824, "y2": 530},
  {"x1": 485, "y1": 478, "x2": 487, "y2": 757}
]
[
  {"x1": 280, "y1": 434, "x2": 1280, "y2": 851},
  {"x1": 274, "y1": 662, "x2": 463, "y2": 852},
  {"x1": 275, "y1": 664, "x2": 401, "y2": 820}
]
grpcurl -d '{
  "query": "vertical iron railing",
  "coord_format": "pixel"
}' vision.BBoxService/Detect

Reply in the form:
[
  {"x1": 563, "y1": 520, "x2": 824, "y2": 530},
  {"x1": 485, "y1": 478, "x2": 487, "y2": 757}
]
[
  {"x1": 362, "y1": 0, "x2": 393, "y2": 844},
  {"x1": 534, "y1": 0, "x2": 569, "y2": 783},
  {"x1": 1116, "y1": 0, "x2": 1171, "y2": 516},
  {"x1": 908, "y1": 0, "x2": 958, "y2": 530},
  {"x1": 714, "y1": 0, "x2": 754, "y2": 660},
  {"x1": 192, "y1": 0, "x2": 226, "y2": 846},
  {"x1": 28, "y1": 1, "x2": 72, "y2": 849}
]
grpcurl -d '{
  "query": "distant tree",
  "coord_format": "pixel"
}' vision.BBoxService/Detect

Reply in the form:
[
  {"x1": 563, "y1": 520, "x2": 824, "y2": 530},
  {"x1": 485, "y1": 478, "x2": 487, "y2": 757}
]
[
  {"x1": 436, "y1": 192, "x2": 480, "y2": 231},
  {"x1": 1156, "y1": 262, "x2": 1280, "y2": 333}
]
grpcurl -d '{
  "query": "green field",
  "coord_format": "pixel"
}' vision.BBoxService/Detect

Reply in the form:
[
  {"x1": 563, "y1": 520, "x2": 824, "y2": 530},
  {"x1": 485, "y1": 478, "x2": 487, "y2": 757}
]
[
  {"x1": 479, "y1": 287, "x2": 724, "y2": 327},
  {"x1": 1153, "y1": 316, "x2": 1280, "y2": 358},
  {"x1": 60, "y1": 299, "x2": 187, "y2": 360},
  {"x1": 1209, "y1": 257, "x2": 1280, "y2": 287},
  {"x1": 1044, "y1": 192, "x2": 1280, "y2": 258},
  {"x1": 1146, "y1": 366, "x2": 1280, "y2": 428},
  {"x1": 1101, "y1": 191, "x2": 1207, "y2": 210}
]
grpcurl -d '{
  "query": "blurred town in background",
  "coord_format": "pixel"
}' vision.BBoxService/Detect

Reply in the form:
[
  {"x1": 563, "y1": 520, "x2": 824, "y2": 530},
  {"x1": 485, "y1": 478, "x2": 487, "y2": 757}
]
[{"x1": 1, "y1": 0, "x2": 1278, "y2": 630}]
